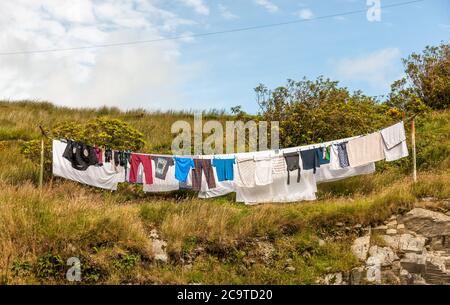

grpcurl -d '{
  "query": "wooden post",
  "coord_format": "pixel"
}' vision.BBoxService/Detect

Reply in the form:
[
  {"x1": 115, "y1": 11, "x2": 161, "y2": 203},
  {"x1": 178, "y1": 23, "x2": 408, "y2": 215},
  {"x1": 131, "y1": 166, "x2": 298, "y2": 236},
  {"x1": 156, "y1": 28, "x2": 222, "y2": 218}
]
[
  {"x1": 38, "y1": 125, "x2": 46, "y2": 191},
  {"x1": 39, "y1": 135, "x2": 44, "y2": 191},
  {"x1": 411, "y1": 118, "x2": 417, "y2": 183}
]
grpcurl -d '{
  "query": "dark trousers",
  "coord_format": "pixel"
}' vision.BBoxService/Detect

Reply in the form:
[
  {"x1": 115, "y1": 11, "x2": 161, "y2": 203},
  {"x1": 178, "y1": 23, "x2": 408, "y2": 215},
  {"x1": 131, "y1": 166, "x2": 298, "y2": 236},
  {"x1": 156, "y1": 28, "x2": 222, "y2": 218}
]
[{"x1": 192, "y1": 159, "x2": 216, "y2": 191}]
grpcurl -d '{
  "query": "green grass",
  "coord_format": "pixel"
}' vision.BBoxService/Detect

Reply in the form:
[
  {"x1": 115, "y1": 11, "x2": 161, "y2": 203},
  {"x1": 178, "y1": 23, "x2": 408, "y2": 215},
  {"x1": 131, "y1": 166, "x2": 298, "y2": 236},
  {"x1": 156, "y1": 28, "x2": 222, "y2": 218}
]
[{"x1": 0, "y1": 101, "x2": 449, "y2": 284}]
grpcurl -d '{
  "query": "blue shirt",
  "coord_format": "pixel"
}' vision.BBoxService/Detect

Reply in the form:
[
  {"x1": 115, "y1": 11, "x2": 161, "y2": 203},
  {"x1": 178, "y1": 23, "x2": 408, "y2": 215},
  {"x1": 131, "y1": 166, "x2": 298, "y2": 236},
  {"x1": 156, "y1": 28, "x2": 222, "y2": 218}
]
[
  {"x1": 212, "y1": 158, "x2": 235, "y2": 182},
  {"x1": 316, "y1": 147, "x2": 331, "y2": 165},
  {"x1": 174, "y1": 157, "x2": 195, "y2": 182}
]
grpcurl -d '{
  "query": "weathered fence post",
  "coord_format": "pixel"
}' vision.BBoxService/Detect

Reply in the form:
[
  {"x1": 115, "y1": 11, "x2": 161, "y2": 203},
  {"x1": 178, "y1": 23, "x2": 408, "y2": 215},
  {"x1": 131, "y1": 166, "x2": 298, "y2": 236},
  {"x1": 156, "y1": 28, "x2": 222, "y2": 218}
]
[
  {"x1": 411, "y1": 118, "x2": 417, "y2": 183},
  {"x1": 38, "y1": 126, "x2": 46, "y2": 191}
]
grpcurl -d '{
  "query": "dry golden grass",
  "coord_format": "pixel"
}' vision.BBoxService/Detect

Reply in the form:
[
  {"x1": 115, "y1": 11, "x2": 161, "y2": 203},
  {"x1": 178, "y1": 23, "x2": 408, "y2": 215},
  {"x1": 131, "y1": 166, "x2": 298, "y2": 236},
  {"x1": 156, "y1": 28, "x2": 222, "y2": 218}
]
[{"x1": 0, "y1": 101, "x2": 449, "y2": 284}]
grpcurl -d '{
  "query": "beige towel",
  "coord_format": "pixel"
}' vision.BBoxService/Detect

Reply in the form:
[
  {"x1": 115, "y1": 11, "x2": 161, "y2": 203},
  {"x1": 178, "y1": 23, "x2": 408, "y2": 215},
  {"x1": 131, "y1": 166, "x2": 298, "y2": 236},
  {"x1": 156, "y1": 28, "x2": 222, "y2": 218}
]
[{"x1": 347, "y1": 132, "x2": 385, "y2": 167}]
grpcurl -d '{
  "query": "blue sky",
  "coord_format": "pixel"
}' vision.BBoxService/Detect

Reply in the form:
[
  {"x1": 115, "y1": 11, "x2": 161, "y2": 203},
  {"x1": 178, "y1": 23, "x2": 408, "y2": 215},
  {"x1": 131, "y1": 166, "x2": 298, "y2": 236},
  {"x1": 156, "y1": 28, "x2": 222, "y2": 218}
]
[{"x1": 0, "y1": 0, "x2": 448, "y2": 113}]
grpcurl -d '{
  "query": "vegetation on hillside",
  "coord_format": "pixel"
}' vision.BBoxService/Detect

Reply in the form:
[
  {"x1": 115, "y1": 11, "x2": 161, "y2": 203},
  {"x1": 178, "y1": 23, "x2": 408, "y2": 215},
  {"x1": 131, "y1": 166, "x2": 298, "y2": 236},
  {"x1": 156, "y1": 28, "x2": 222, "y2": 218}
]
[{"x1": 0, "y1": 42, "x2": 449, "y2": 284}]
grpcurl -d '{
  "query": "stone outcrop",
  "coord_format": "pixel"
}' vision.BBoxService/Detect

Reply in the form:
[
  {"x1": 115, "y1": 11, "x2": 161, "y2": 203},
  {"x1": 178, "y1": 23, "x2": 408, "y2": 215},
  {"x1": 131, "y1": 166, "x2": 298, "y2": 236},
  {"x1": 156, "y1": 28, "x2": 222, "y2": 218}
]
[
  {"x1": 345, "y1": 206, "x2": 450, "y2": 285},
  {"x1": 400, "y1": 208, "x2": 450, "y2": 238},
  {"x1": 150, "y1": 229, "x2": 168, "y2": 263}
]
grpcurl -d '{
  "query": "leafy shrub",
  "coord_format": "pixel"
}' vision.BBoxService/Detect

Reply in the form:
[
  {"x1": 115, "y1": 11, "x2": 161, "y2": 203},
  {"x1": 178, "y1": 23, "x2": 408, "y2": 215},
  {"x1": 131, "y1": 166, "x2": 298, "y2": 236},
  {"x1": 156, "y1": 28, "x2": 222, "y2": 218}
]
[
  {"x1": 35, "y1": 253, "x2": 65, "y2": 279},
  {"x1": 21, "y1": 117, "x2": 146, "y2": 180},
  {"x1": 255, "y1": 77, "x2": 395, "y2": 147},
  {"x1": 113, "y1": 254, "x2": 141, "y2": 271}
]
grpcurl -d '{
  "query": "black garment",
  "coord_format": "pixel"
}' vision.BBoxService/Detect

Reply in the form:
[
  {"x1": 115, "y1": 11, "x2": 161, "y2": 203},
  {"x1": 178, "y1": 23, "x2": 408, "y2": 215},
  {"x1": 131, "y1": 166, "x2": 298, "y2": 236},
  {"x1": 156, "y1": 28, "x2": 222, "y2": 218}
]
[
  {"x1": 105, "y1": 149, "x2": 113, "y2": 163},
  {"x1": 284, "y1": 152, "x2": 301, "y2": 185},
  {"x1": 300, "y1": 148, "x2": 320, "y2": 174},
  {"x1": 119, "y1": 151, "x2": 131, "y2": 167},
  {"x1": 113, "y1": 151, "x2": 120, "y2": 167},
  {"x1": 63, "y1": 140, "x2": 98, "y2": 171},
  {"x1": 63, "y1": 140, "x2": 75, "y2": 162}
]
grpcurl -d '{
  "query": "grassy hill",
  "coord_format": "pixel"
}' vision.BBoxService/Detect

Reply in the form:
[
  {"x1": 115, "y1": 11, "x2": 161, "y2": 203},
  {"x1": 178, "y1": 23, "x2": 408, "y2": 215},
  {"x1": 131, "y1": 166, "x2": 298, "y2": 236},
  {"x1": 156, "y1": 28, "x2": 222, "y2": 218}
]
[{"x1": 0, "y1": 100, "x2": 449, "y2": 284}]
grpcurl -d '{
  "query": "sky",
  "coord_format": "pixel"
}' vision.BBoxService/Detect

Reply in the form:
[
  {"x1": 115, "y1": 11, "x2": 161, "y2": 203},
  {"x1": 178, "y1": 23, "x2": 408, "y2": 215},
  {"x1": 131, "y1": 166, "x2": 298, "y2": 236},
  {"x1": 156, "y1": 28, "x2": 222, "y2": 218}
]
[{"x1": 0, "y1": 0, "x2": 448, "y2": 113}]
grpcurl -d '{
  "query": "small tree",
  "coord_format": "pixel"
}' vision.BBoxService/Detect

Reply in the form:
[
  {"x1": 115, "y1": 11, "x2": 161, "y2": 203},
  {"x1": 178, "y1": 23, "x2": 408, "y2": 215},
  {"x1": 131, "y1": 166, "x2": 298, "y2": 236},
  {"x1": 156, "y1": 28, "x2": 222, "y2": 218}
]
[
  {"x1": 255, "y1": 77, "x2": 394, "y2": 148},
  {"x1": 389, "y1": 42, "x2": 450, "y2": 112},
  {"x1": 21, "y1": 117, "x2": 145, "y2": 179}
]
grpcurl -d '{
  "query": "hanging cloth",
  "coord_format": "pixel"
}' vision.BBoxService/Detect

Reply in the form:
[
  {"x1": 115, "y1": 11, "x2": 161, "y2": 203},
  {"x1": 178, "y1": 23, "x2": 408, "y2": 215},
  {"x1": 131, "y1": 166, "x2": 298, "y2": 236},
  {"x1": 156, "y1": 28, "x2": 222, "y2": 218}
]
[{"x1": 283, "y1": 152, "x2": 301, "y2": 185}]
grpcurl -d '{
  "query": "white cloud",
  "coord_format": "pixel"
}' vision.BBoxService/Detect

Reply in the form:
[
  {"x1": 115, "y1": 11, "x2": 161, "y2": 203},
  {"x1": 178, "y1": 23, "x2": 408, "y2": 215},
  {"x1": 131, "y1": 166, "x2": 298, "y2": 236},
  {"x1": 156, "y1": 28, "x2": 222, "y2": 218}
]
[
  {"x1": 0, "y1": 0, "x2": 199, "y2": 109},
  {"x1": 218, "y1": 4, "x2": 238, "y2": 20},
  {"x1": 295, "y1": 8, "x2": 314, "y2": 20},
  {"x1": 333, "y1": 48, "x2": 403, "y2": 91},
  {"x1": 254, "y1": 0, "x2": 279, "y2": 13},
  {"x1": 179, "y1": 0, "x2": 210, "y2": 15}
]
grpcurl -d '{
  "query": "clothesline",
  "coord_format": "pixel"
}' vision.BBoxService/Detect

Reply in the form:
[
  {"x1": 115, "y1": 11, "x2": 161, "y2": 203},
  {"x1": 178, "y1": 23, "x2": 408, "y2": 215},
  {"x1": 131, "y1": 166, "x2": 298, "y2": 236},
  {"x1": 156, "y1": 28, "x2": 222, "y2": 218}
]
[{"x1": 51, "y1": 120, "x2": 410, "y2": 204}]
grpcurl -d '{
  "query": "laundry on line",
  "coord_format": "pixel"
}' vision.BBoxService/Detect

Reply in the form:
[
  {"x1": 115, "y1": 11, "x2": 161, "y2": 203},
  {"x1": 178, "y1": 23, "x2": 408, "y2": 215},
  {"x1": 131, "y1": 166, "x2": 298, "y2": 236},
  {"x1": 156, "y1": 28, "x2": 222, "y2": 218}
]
[{"x1": 52, "y1": 121, "x2": 409, "y2": 204}]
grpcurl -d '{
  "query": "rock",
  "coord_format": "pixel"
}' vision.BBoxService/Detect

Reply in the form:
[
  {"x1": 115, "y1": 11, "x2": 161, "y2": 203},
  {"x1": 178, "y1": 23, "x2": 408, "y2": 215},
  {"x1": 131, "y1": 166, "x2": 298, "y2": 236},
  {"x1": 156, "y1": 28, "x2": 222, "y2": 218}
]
[
  {"x1": 381, "y1": 234, "x2": 426, "y2": 253},
  {"x1": 411, "y1": 274, "x2": 427, "y2": 285},
  {"x1": 285, "y1": 266, "x2": 296, "y2": 272},
  {"x1": 350, "y1": 267, "x2": 365, "y2": 285},
  {"x1": 372, "y1": 225, "x2": 388, "y2": 234},
  {"x1": 350, "y1": 266, "x2": 366, "y2": 285},
  {"x1": 387, "y1": 220, "x2": 398, "y2": 229},
  {"x1": 256, "y1": 241, "x2": 275, "y2": 264},
  {"x1": 429, "y1": 237, "x2": 445, "y2": 251},
  {"x1": 152, "y1": 238, "x2": 168, "y2": 263},
  {"x1": 381, "y1": 235, "x2": 399, "y2": 249},
  {"x1": 400, "y1": 208, "x2": 450, "y2": 238},
  {"x1": 400, "y1": 253, "x2": 426, "y2": 274},
  {"x1": 386, "y1": 229, "x2": 397, "y2": 235},
  {"x1": 420, "y1": 197, "x2": 437, "y2": 202},
  {"x1": 396, "y1": 223, "x2": 409, "y2": 234},
  {"x1": 351, "y1": 235, "x2": 371, "y2": 261},
  {"x1": 149, "y1": 229, "x2": 159, "y2": 239},
  {"x1": 150, "y1": 229, "x2": 168, "y2": 263},
  {"x1": 318, "y1": 239, "x2": 326, "y2": 247},
  {"x1": 399, "y1": 269, "x2": 413, "y2": 285},
  {"x1": 399, "y1": 234, "x2": 427, "y2": 253},
  {"x1": 323, "y1": 273, "x2": 343, "y2": 285},
  {"x1": 382, "y1": 270, "x2": 401, "y2": 284},
  {"x1": 368, "y1": 246, "x2": 399, "y2": 267},
  {"x1": 366, "y1": 256, "x2": 381, "y2": 283}
]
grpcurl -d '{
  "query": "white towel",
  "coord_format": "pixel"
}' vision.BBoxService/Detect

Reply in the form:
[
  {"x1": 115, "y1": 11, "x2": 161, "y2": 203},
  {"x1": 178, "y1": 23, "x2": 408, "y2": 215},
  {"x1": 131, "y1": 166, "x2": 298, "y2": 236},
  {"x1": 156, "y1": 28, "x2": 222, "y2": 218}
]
[
  {"x1": 272, "y1": 155, "x2": 287, "y2": 174},
  {"x1": 380, "y1": 121, "x2": 409, "y2": 162},
  {"x1": 254, "y1": 154, "x2": 273, "y2": 186},
  {"x1": 381, "y1": 121, "x2": 407, "y2": 149},
  {"x1": 315, "y1": 162, "x2": 376, "y2": 183},
  {"x1": 52, "y1": 140, "x2": 120, "y2": 190},
  {"x1": 347, "y1": 132, "x2": 385, "y2": 167},
  {"x1": 235, "y1": 156, "x2": 256, "y2": 188}
]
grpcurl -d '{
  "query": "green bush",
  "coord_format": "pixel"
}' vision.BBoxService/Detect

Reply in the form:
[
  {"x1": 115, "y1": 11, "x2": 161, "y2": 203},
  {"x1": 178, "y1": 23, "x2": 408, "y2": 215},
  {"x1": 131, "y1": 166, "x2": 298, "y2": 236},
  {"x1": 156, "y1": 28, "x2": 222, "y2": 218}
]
[
  {"x1": 255, "y1": 77, "x2": 395, "y2": 147},
  {"x1": 35, "y1": 253, "x2": 65, "y2": 279},
  {"x1": 20, "y1": 117, "x2": 146, "y2": 180}
]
